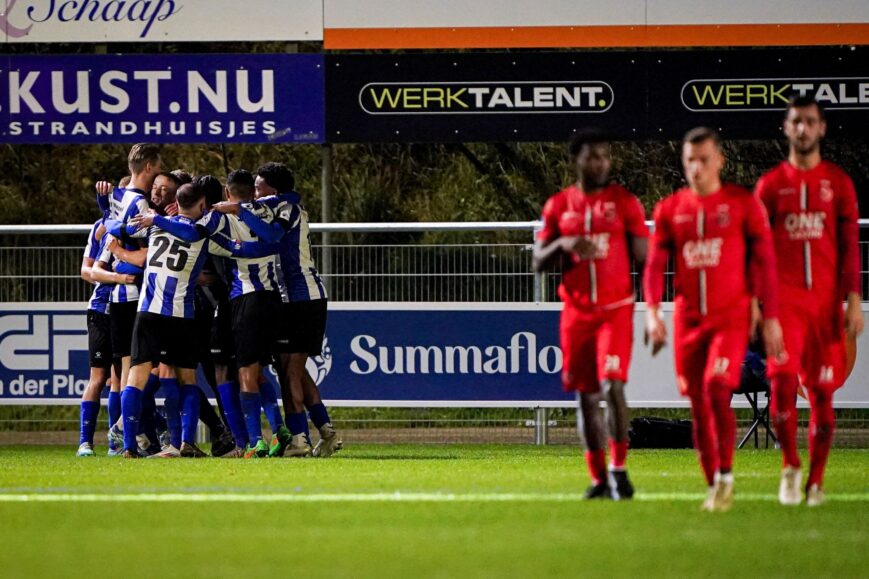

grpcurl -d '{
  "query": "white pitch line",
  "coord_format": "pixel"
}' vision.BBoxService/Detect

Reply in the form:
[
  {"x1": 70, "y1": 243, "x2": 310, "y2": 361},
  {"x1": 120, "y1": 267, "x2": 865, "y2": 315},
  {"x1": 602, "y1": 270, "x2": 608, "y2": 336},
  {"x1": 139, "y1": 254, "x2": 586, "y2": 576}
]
[{"x1": 0, "y1": 492, "x2": 867, "y2": 503}]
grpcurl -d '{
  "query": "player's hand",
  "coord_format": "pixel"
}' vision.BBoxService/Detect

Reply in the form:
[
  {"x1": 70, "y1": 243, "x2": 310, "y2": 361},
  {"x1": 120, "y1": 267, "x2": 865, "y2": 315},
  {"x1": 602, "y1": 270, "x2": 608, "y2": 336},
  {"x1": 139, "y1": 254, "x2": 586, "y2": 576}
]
[
  {"x1": 105, "y1": 236, "x2": 121, "y2": 255},
  {"x1": 212, "y1": 201, "x2": 241, "y2": 215},
  {"x1": 564, "y1": 236, "x2": 597, "y2": 260},
  {"x1": 95, "y1": 181, "x2": 113, "y2": 195},
  {"x1": 164, "y1": 201, "x2": 179, "y2": 216},
  {"x1": 129, "y1": 210, "x2": 156, "y2": 230},
  {"x1": 749, "y1": 298, "x2": 763, "y2": 342},
  {"x1": 644, "y1": 308, "x2": 667, "y2": 356},
  {"x1": 762, "y1": 318, "x2": 785, "y2": 362},
  {"x1": 844, "y1": 294, "x2": 864, "y2": 339},
  {"x1": 116, "y1": 273, "x2": 136, "y2": 285}
]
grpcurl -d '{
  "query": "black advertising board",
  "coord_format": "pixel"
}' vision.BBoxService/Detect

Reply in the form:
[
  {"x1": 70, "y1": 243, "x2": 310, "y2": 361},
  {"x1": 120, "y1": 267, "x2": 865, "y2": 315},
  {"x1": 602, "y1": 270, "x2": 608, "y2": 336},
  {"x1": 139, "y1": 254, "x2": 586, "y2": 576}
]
[
  {"x1": 326, "y1": 52, "x2": 648, "y2": 143},
  {"x1": 325, "y1": 48, "x2": 869, "y2": 143}
]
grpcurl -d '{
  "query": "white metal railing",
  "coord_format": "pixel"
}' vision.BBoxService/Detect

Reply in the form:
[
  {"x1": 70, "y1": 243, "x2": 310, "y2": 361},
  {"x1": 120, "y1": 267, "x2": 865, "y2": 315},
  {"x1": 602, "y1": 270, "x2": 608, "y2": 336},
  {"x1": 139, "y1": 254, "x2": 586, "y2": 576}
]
[{"x1": 0, "y1": 221, "x2": 867, "y2": 303}]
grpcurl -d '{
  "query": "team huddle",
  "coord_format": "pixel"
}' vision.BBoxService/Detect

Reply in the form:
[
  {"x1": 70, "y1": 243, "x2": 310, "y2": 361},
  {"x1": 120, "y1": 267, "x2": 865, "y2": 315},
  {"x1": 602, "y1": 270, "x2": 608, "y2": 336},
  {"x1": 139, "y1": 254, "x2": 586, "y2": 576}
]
[
  {"x1": 534, "y1": 96, "x2": 863, "y2": 509},
  {"x1": 77, "y1": 147, "x2": 341, "y2": 460}
]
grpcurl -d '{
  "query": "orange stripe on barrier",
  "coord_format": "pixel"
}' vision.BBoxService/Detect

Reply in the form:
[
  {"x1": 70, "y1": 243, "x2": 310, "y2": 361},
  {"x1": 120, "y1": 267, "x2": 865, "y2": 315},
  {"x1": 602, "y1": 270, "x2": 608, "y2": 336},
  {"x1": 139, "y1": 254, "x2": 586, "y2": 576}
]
[{"x1": 325, "y1": 24, "x2": 869, "y2": 50}]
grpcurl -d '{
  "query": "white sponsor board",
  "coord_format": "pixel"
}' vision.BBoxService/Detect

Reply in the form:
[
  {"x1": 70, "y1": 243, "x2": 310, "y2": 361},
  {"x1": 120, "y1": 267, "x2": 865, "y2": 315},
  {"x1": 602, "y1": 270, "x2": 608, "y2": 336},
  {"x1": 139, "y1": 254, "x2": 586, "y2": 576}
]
[
  {"x1": 324, "y1": 0, "x2": 868, "y2": 28},
  {"x1": 2, "y1": 0, "x2": 323, "y2": 42}
]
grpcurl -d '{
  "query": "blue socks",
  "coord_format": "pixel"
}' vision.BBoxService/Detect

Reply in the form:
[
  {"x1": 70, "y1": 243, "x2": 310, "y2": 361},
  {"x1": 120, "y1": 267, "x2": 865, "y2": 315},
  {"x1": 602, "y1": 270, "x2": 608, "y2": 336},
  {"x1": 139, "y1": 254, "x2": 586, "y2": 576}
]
[
  {"x1": 180, "y1": 384, "x2": 200, "y2": 445},
  {"x1": 308, "y1": 402, "x2": 331, "y2": 429},
  {"x1": 217, "y1": 382, "x2": 248, "y2": 449},
  {"x1": 240, "y1": 391, "x2": 263, "y2": 445},
  {"x1": 79, "y1": 401, "x2": 99, "y2": 446},
  {"x1": 259, "y1": 380, "x2": 284, "y2": 433},
  {"x1": 140, "y1": 374, "x2": 161, "y2": 445},
  {"x1": 120, "y1": 386, "x2": 143, "y2": 452},
  {"x1": 287, "y1": 412, "x2": 309, "y2": 437},
  {"x1": 108, "y1": 391, "x2": 121, "y2": 428},
  {"x1": 160, "y1": 377, "x2": 182, "y2": 449}
]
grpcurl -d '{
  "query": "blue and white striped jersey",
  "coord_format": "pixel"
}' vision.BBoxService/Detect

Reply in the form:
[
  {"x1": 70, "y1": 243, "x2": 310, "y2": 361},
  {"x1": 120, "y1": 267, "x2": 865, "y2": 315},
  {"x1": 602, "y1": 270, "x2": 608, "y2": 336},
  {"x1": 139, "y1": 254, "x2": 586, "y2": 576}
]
[
  {"x1": 98, "y1": 235, "x2": 141, "y2": 304},
  {"x1": 137, "y1": 215, "x2": 211, "y2": 319},
  {"x1": 109, "y1": 187, "x2": 150, "y2": 223},
  {"x1": 84, "y1": 220, "x2": 111, "y2": 314},
  {"x1": 200, "y1": 209, "x2": 281, "y2": 300},
  {"x1": 258, "y1": 192, "x2": 327, "y2": 302}
]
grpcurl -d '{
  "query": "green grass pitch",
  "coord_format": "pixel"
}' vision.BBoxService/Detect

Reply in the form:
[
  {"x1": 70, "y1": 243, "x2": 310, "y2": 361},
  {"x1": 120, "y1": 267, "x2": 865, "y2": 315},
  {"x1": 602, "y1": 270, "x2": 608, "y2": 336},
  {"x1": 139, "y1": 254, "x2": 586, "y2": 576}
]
[{"x1": 0, "y1": 444, "x2": 866, "y2": 578}]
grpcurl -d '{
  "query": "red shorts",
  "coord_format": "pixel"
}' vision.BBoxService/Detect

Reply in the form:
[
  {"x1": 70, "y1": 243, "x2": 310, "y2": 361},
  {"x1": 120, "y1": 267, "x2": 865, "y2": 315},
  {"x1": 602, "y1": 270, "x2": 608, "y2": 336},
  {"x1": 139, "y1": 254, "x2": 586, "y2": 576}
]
[
  {"x1": 767, "y1": 299, "x2": 846, "y2": 393},
  {"x1": 672, "y1": 306, "x2": 750, "y2": 397},
  {"x1": 560, "y1": 303, "x2": 633, "y2": 393}
]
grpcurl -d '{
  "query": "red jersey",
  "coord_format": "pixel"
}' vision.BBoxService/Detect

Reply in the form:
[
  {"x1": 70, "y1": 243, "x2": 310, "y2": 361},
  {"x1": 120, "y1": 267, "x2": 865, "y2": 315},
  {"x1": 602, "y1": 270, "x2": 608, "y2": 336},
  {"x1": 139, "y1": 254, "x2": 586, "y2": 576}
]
[
  {"x1": 538, "y1": 183, "x2": 648, "y2": 309},
  {"x1": 755, "y1": 160, "x2": 860, "y2": 306},
  {"x1": 644, "y1": 183, "x2": 778, "y2": 319}
]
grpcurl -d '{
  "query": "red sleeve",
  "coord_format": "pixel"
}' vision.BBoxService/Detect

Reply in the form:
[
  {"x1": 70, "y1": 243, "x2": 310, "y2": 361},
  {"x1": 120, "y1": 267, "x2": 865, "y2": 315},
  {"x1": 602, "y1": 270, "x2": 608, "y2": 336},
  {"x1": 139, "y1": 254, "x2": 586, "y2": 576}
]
[
  {"x1": 753, "y1": 172, "x2": 777, "y2": 218},
  {"x1": 642, "y1": 201, "x2": 671, "y2": 307},
  {"x1": 836, "y1": 172, "x2": 861, "y2": 297},
  {"x1": 537, "y1": 194, "x2": 561, "y2": 245},
  {"x1": 623, "y1": 194, "x2": 649, "y2": 238},
  {"x1": 744, "y1": 195, "x2": 779, "y2": 318}
]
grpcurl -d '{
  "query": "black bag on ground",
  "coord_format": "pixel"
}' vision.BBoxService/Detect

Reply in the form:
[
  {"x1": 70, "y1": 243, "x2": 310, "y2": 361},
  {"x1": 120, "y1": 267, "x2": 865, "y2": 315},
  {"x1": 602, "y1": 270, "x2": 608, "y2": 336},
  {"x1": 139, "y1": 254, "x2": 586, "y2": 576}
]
[{"x1": 628, "y1": 416, "x2": 693, "y2": 449}]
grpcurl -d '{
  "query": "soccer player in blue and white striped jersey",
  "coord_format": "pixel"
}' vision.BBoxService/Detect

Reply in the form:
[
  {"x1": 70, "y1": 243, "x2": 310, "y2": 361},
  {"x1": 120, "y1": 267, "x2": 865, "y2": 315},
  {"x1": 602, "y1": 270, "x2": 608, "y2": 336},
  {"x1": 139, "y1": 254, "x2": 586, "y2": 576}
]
[
  {"x1": 110, "y1": 183, "x2": 214, "y2": 458},
  {"x1": 76, "y1": 219, "x2": 123, "y2": 457},
  {"x1": 93, "y1": 144, "x2": 161, "y2": 398},
  {"x1": 221, "y1": 162, "x2": 342, "y2": 458}
]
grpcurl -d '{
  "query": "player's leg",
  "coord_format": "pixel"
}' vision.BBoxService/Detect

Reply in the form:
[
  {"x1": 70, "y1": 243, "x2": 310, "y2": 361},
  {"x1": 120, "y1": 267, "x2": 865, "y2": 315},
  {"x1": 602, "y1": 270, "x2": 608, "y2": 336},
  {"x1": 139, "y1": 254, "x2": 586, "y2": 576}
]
[
  {"x1": 120, "y1": 309, "x2": 158, "y2": 458},
  {"x1": 803, "y1": 335, "x2": 845, "y2": 506},
  {"x1": 78, "y1": 310, "x2": 112, "y2": 456},
  {"x1": 702, "y1": 320, "x2": 749, "y2": 512},
  {"x1": 258, "y1": 370, "x2": 291, "y2": 458},
  {"x1": 561, "y1": 305, "x2": 609, "y2": 498},
  {"x1": 767, "y1": 309, "x2": 807, "y2": 504},
  {"x1": 674, "y1": 309, "x2": 718, "y2": 505},
  {"x1": 107, "y1": 302, "x2": 136, "y2": 455},
  {"x1": 136, "y1": 370, "x2": 162, "y2": 455},
  {"x1": 298, "y1": 300, "x2": 341, "y2": 458},
  {"x1": 596, "y1": 304, "x2": 634, "y2": 498},
  {"x1": 281, "y1": 352, "x2": 314, "y2": 457},
  {"x1": 212, "y1": 303, "x2": 245, "y2": 456}
]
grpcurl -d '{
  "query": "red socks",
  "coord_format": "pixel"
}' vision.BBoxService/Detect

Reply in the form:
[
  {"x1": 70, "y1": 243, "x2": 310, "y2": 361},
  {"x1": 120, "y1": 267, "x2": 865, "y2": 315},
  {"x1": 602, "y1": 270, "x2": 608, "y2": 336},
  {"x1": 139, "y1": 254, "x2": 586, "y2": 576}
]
[
  {"x1": 709, "y1": 383, "x2": 735, "y2": 473},
  {"x1": 689, "y1": 392, "x2": 718, "y2": 486},
  {"x1": 807, "y1": 389, "x2": 835, "y2": 489},
  {"x1": 584, "y1": 449, "x2": 607, "y2": 485},
  {"x1": 771, "y1": 374, "x2": 801, "y2": 468},
  {"x1": 609, "y1": 439, "x2": 628, "y2": 470}
]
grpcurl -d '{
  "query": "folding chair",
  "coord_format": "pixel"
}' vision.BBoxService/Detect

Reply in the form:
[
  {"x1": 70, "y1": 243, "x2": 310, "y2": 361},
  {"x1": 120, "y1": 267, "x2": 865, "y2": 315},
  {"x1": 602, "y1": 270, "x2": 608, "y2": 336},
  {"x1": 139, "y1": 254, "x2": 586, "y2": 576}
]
[{"x1": 734, "y1": 350, "x2": 778, "y2": 449}]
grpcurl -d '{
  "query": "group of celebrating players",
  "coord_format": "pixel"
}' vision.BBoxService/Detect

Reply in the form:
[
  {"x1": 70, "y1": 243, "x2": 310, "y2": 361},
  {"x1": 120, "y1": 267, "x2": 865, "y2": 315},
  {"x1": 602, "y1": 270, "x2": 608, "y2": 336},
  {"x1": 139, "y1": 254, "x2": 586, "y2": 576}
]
[
  {"x1": 534, "y1": 95, "x2": 863, "y2": 510},
  {"x1": 77, "y1": 146, "x2": 341, "y2": 460}
]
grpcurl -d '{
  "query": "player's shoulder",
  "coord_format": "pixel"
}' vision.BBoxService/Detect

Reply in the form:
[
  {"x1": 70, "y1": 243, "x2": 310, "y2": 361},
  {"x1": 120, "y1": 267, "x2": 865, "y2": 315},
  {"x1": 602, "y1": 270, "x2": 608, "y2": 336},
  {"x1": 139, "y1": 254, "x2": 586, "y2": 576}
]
[
  {"x1": 721, "y1": 182, "x2": 753, "y2": 198},
  {"x1": 819, "y1": 160, "x2": 853, "y2": 182},
  {"x1": 543, "y1": 185, "x2": 573, "y2": 211},
  {"x1": 605, "y1": 182, "x2": 637, "y2": 199}
]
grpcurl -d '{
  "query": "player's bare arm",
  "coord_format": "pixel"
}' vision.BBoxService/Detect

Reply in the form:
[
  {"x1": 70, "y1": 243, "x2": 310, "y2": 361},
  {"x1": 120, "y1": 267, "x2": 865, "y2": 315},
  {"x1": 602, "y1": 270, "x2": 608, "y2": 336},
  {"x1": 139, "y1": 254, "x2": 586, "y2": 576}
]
[
  {"x1": 80, "y1": 257, "x2": 96, "y2": 284},
  {"x1": 643, "y1": 305, "x2": 666, "y2": 356},
  {"x1": 91, "y1": 259, "x2": 136, "y2": 286},
  {"x1": 845, "y1": 292, "x2": 864, "y2": 338},
  {"x1": 107, "y1": 237, "x2": 147, "y2": 268}
]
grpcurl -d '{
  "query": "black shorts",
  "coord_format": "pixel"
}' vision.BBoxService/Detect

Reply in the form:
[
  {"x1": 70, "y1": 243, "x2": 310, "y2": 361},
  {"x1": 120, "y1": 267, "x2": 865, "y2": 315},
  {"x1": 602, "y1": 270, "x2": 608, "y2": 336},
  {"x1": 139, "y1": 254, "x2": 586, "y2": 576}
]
[
  {"x1": 210, "y1": 299, "x2": 235, "y2": 366},
  {"x1": 87, "y1": 310, "x2": 112, "y2": 369},
  {"x1": 231, "y1": 291, "x2": 281, "y2": 367},
  {"x1": 275, "y1": 299, "x2": 328, "y2": 357},
  {"x1": 131, "y1": 312, "x2": 199, "y2": 369},
  {"x1": 109, "y1": 301, "x2": 138, "y2": 359}
]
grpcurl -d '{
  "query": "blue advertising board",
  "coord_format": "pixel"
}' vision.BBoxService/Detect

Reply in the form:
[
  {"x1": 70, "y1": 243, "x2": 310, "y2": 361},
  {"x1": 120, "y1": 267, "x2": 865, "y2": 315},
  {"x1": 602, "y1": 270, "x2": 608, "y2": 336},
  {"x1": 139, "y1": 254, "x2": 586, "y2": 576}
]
[
  {"x1": 0, "y1": 54, "x2": 324, "y2": 143},
  {"x1": 1, "y1": 303, "x2": 867, "y2": 408}
]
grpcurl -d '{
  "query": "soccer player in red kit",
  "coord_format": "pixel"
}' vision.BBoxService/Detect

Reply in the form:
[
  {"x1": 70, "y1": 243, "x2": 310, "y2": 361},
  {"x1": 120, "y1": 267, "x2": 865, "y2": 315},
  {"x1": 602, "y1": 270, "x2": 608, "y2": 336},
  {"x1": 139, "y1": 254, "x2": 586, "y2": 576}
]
[
  {"x1": 644, "y1": 127, "x2": 782, "y2": 512},
  {"x1": 755, "y1": 96, "x2": 863, "y2": 507},
  {"x1": 534, "y1": 130, "x2": 648, "y2": 500}
]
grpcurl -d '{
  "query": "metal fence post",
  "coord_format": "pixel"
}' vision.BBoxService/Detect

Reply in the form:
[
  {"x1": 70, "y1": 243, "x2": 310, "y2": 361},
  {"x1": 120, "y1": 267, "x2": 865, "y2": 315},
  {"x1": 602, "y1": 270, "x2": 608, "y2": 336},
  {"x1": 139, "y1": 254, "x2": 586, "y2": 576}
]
[
  {"x1": 534, "y1": 407, "x2": 549, "y2": 445},
  {"x1": 531, "y1": 227, "x2": 543, "y2": 302},
  {"x1": 321, "y1": 143, "x2": 333, "y2": 297}
]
